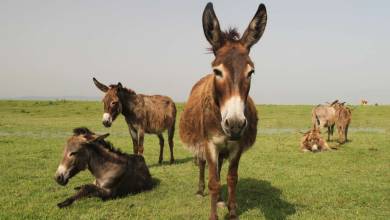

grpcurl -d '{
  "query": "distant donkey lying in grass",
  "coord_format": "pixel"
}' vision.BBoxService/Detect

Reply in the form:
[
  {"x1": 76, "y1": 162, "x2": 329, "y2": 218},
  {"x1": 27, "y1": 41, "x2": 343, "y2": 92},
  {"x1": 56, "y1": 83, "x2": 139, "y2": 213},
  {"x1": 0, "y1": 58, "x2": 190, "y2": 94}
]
[
  {"x1": 93, "y1": 78, "x2": 176, "y2": 164},
  {"x1": 300, "y1": 128, "x2": 330, "y2": 152},
  {"x1": 54, "y1": 127, "x2": 153, "y2": 208}
]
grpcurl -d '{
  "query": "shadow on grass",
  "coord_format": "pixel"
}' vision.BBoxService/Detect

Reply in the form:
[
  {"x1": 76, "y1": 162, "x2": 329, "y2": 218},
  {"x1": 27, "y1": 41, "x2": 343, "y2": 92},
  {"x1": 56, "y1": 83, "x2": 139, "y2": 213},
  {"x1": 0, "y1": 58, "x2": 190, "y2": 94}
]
[
  {"x1": 148, "y1": 156, "x2": 193, "y2": 168},
  {"x1": 222, "y1": 178, "x2": 296, "y2": 220},
  {"x1": 57, "y1": 178, "x2": 161, "y2": 209}
]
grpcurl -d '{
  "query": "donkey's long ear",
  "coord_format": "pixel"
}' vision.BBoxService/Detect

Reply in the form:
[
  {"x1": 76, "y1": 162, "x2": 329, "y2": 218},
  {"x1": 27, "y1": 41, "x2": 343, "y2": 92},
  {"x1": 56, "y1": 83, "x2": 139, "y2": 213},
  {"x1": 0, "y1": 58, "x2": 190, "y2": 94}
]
[
  {"x1": 95, "y1": 133, "x2": 110, "y2": 141},
  {"x1": 241, "y1": 4, "x2": 267, "y2": 50},
  {"x1": 117, "y1": 82, "x2": 123, "y2": 90},
  {"x1": 88, "y1": 133, "x2": 110, "y2": 143},
  {"x1": 93, "y1": 77, "x2": 109, "y2": 92},
  {"x1": 202, "y1": 2, "x2": 223, "y2": 51}
]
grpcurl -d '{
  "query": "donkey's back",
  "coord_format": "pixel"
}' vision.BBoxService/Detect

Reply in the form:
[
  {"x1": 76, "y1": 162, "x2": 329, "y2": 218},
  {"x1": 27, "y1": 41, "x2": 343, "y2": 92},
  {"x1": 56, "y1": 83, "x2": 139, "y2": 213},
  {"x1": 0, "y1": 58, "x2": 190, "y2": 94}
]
[
  {"x1": 312, "y1": 105, "x2": 336, "y2": 128},
  {"x1": 115, "y1": 154, "x2": 154, "y2": 195},
  {"x1": 141, "y1": 94, "x2": 176, "y2": 134}
]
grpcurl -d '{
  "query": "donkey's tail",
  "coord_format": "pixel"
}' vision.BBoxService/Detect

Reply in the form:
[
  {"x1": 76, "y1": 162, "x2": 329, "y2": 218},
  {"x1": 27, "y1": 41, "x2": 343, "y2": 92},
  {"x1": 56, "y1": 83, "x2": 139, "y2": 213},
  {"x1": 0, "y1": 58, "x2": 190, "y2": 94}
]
[
  {"x1": 312, "y1": 112, "x2": 320, "y2": 128},
  {"x1": 315, "y1": 114, "x2": 320, "y2": 127}
]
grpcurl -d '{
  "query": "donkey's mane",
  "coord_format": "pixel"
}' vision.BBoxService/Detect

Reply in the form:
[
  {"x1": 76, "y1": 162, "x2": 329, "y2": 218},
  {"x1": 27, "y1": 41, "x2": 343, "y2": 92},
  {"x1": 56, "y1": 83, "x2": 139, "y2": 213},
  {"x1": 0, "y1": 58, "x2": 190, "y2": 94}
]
[
  {"x1": 96, "y1": 139, "x2": 128, "y2": 158},
  {"x1": 222, "y1": 28, "x2": 241, "y2": 42},
  {"x1": 207, "y1": 28, "x2": 241, "y2": 53},
  {"x1": 108, "y1": 84, "x2": 136, "y2": 96}
]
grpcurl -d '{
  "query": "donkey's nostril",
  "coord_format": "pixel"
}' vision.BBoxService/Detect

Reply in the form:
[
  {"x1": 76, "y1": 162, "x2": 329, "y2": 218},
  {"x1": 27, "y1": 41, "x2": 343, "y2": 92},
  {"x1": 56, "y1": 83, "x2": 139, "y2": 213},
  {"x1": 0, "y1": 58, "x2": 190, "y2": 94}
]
[
  {"x1": 56, "y1": 174, "x2": 63, "y2": 183},
  {"x1": 240, "y1": 119, "x2": 247, "y2": 129},
  {"x1": 225, "y1": 119, "x2": 229, "y2": 127},
  {"x1": 102, "y1": 121, "x2": 111, "y2": 128}
]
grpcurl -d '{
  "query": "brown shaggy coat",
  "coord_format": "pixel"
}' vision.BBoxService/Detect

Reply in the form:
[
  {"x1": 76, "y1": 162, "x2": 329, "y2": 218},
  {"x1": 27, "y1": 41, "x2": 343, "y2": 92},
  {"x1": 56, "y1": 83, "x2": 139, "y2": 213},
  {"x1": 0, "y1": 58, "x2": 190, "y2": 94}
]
[
  {"x1": 333, "y1": 103, "x2": 352, "y2": 144},
  {"x1": 179, "y1": 2, "x2": 266, "y2": 220},
  {"x1": 180, "y1": 74, "x2": 258, "y2": 158},
  {"x1": 312, "y1": 100, "x2": 338, "y2": 141},
  {"x1": 312, "y1": 100, "x2": 352, "y2": 144},
  {"x1": 93, "y1": 78, "x2": 176, "y2": 164},
  {"x1": 54, "y1": 127, "x2": 153, "y2": 208},
  {"x1": 300, "y1": 128, "x2": 330, "y2": 152}
]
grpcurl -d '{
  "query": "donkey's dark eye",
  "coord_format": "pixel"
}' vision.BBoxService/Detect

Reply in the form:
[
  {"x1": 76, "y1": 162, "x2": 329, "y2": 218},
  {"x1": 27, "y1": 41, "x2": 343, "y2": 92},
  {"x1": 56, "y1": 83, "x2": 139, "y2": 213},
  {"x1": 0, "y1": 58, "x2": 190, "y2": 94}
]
[
  {"x1": 247, "y1": 70, "x2": 255, "y2": 78},
  {"x1": 111, "y1": 101, "x2": 118, "y2": 106},
  {"x1": 213, "y1": 69, "x2": 223, "y2": 77},
  {"x1": 69, "y1": 151, "x2": 78, "y2": 156}
]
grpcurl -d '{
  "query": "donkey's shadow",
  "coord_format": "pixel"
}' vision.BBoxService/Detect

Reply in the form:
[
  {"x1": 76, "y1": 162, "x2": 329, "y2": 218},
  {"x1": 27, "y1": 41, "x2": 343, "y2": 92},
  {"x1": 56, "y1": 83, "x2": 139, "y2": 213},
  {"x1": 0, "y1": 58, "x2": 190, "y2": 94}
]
[
  {"x1": 148, "y1": 156, "x2": 193, "y2": 168},
  {"x1": 222, "y1": 178, "x2": 296, "y2": 220}
]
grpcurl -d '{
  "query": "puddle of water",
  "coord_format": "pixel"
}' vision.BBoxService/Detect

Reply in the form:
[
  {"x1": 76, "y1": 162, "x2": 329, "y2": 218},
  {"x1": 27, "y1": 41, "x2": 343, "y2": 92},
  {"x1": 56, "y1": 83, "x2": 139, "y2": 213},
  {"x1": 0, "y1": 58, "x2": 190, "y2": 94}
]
[
  {"x1": 0, "y1": 127, "x2": 386, "y2": 138},
  {"x1": 258, "y1": 127, "x2": 386, "y2": 135}
]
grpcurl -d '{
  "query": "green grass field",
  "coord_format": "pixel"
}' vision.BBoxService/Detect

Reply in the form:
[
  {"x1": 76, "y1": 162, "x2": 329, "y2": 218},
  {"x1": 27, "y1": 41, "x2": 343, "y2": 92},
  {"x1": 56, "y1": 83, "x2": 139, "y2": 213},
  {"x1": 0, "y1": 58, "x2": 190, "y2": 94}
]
[{"x1": 0, "y1": 100, "x2": 389, "y2": 219}]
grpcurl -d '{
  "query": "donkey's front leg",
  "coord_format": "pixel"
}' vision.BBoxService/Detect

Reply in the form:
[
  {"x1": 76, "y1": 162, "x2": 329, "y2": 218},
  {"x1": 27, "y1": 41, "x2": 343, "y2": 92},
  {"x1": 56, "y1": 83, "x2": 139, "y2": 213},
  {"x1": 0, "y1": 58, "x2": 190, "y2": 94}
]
[
  {"x1": 196, "y1": 157, "x2": 206, "y2": 197},
  {"x1": 217, "y1": 154, "x2": 225, "y2": 207},
  {"x1": 57, "y1": 184, "x2": 110, "y2": 208},
  {"x1": 128, "y1": 126, "x2": 138, "y2": 154},
  {"x1": 227, "y1": 152, "x2": 242, "y2": 220},
  {"x1": 206, "y1": 144, "x2": 220, "y2": 220},
  {"x1": 337, "y1": 125, "x2": 345, "y2": 144},
  {"x1": 137, "y1": 128, "x2": 145, "y2": 155}
]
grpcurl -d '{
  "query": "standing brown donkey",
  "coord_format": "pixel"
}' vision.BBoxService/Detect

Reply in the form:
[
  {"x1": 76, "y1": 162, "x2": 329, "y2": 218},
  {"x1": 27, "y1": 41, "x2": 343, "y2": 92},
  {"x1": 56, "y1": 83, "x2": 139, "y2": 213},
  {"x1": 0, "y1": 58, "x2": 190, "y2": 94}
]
[
  {"x1": 179, "y1": 3, "x2": 266, "y2": 219},
  {"x1": 93, "y1": 78, "x2": 176, "y2": 164}
]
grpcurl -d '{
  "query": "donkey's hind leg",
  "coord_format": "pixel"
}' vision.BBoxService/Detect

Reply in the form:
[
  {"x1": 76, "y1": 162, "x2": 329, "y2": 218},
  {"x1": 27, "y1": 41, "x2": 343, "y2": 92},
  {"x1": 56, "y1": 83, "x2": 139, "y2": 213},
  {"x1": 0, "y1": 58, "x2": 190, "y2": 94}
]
[
  {"x1": 196, "y1": 157, "x2": 206, "y2": 197},
  {"x1": 57, "y1": 184, "x2": 110, "y2": 208},
  {"x1": 345, "y1": 123, "x2": 349, "y2": 142},
  {"x1": 157, "y1": 134, "x2": 164, "y2": 164},
  {"x1": 167, "y1": 123, "x2": 175, "y2": 164},
  {"x1": 330, "y1": 124, "x2": 335, "y2": 141}
]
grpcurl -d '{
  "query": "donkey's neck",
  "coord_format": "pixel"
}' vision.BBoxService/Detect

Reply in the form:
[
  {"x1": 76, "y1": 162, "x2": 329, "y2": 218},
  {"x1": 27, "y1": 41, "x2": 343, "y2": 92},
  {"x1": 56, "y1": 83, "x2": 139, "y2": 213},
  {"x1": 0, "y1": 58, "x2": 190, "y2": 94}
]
[
  {"x1": 119, "y1": 92, "x2": 138, "y2": 117},
  {"x1": 87, "y1": 144, "x2": 126, "y2": 179}
]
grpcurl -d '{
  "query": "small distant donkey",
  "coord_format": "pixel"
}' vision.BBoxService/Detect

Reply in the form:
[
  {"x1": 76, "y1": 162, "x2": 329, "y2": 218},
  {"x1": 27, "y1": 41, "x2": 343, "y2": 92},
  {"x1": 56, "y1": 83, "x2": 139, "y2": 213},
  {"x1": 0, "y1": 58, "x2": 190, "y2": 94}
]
[
  {"x1": 312, "y1": 100, "x2": 351, "y2": 144},
  {"x1": 180, "y1": 3, "x2": 266, "y2": 219},
  {"x1": 93, "y1": 78, "x2": 176, "y2": 164},
  {"x1": 333, "y1": 102, "x2": 352, "y2": 144},
  {"x1": 300, "y1": 128, "x2": 330, "y2": 152},
  {"x1": 54, "y1": 127, "x2": 153, "y2": 208},
  {"x1": 312, "y1": 100, "x2": 338, "y2": 141}
]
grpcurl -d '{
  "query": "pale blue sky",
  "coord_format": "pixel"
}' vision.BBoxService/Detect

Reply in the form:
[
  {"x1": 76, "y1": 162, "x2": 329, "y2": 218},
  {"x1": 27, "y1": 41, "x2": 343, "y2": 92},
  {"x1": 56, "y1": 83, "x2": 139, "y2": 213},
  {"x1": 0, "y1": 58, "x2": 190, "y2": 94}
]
[{"x1": 0, "y1": 0, "x2": 389, "y2": 104}]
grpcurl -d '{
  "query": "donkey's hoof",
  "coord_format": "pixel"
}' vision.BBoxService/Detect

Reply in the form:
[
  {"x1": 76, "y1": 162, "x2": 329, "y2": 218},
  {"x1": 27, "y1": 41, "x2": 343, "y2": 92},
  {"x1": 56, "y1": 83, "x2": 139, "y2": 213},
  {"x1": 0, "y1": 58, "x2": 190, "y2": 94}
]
[
  {"x1": 196, "y1": 191, "x2": 205, "y2": 198},
  {"x1": 57, "y1": 199, "x2": 72, "y2": 208},
  {"x1": 209, "y1": 214, "x2": 218, "y2": 220},
  {"x1": 229, "y1": 215, "x2": 239, "y2": 220},
  {"x1": 229, "y1": 211, "x2": 238, "y2": 220},
  {"x1": 158, "y1": 160, "x2": 163, "y2": 164},
  {"x1": 170, "y1": 159, "x2": 175, "y2": 164},
  {"x1": 217, "y1": 201, "x2": 226, "y2": 208}
]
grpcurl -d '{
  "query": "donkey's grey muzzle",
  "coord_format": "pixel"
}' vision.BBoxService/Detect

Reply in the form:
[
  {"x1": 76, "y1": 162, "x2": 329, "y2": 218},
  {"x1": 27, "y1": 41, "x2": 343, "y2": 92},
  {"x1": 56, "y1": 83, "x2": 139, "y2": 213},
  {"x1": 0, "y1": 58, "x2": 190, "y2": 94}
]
[
  {"x1": 222, "y1": 117, "x2": 247, "y2": 140},
  {"x1": 102, "y1": 121, "x2": 112, "y2": 128},
  {"x1": 55, "y1": 174, "x2": 68, "y2": 186}
]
